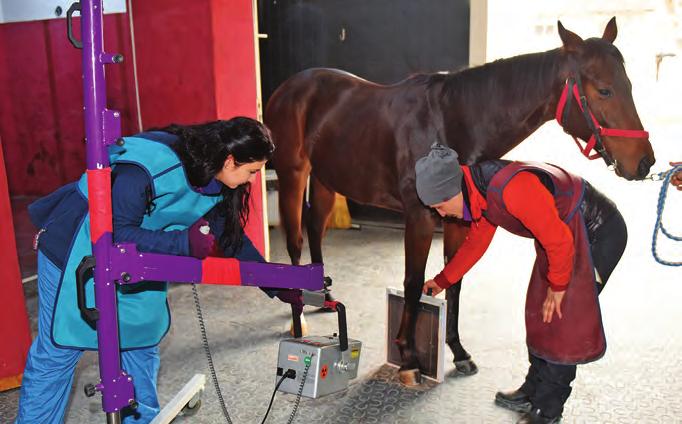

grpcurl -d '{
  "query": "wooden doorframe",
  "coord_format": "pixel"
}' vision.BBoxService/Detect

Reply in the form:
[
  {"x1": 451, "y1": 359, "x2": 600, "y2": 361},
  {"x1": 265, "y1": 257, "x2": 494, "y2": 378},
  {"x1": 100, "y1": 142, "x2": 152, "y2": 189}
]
[
  {"x1": 469, "y1": 0, "x2": 488, "y2": 66},
  {"x1": 252, "y1": 0, "x2": 271, "y2": 261}
]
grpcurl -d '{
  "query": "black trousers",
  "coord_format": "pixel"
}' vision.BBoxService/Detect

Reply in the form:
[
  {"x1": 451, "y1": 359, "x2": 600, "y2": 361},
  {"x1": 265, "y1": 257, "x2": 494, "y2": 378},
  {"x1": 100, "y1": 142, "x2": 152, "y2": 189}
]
[{"x1": 520, "y1": 184, "x2": 627, "y2": 418}]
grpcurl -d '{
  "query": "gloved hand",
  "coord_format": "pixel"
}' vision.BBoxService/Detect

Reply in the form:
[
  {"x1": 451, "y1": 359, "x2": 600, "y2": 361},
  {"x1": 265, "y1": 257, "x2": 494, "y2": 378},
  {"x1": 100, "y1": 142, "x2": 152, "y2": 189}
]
[
  {"x1": 188, "y1": 218, "x2": 215, "y2": 259},
  {"x1": 275, "y1": 289, "x2": 304, "y2": 315}
]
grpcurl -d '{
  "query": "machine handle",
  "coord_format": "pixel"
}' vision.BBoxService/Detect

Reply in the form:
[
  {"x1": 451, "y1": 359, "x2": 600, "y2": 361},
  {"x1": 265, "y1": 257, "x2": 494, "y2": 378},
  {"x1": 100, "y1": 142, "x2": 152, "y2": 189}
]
[
  {"x1": 76, "y1": 255, "x2": 100, "y2": 323},
  {"x1": 335, "y1": 303, "x2": 348, "y2": 353},
  {"x1": 67, "y1": 2, "x2": 83, "y2": 49}
]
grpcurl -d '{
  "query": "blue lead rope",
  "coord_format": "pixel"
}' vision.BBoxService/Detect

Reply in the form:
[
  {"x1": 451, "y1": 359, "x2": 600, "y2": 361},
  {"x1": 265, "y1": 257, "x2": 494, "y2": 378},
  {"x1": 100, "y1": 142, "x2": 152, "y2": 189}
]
[{"x1": 652, "y1": 165, "x2": 682, "y2": 266}]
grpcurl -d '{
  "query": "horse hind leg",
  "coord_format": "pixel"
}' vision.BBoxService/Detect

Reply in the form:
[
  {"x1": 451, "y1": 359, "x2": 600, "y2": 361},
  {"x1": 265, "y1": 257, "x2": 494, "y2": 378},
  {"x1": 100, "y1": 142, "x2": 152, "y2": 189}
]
[
  {"x1": 306, "y1": 174, "x2": 335, "y2": 263},
  {"x1": 443, "y1": 221, "x2": 478, "y2": 376},
  {"x1": 305, "y1": 175, "x2": 337, "y2": 306},
  {"x1": 277, "y1": 165, "x2": 313, "y2": 337},
  {"x1": 277, "y1": 166, "x2": 310, "y2": 266}
]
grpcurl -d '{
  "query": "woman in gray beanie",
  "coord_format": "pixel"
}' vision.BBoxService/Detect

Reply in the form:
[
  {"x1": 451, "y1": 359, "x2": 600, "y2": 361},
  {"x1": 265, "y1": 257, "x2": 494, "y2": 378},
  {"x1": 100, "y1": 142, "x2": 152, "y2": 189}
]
[{"x1": 416, "y1": 144, "x2": 626, "y2": 424}]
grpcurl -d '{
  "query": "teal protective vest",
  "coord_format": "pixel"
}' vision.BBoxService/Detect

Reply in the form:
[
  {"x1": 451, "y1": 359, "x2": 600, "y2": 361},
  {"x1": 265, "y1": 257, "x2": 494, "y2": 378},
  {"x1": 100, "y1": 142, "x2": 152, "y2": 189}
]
[{"x1": 52, "y1": 136, "x2": 222, "y2": 350}]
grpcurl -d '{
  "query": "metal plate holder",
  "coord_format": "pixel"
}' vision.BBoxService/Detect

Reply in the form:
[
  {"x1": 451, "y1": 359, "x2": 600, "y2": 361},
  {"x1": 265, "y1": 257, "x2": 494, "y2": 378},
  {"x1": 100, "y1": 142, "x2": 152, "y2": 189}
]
[{"x1": 385, "y1": 287, "x2": 446, "y2": 382}]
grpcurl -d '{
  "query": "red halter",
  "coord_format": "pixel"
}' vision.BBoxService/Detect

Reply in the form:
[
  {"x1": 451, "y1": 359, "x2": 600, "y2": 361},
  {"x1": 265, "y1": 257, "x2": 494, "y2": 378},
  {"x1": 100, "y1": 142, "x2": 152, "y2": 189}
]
[{"x1": 555, "y1": 79, "x2": 649, "y2": 163}]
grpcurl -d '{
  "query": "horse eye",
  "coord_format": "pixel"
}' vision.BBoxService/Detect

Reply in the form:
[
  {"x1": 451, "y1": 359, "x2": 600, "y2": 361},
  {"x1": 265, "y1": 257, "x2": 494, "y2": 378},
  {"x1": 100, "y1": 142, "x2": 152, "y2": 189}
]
[{"x1": 598, "y1": 88, "x2": 612, "y2": 98}]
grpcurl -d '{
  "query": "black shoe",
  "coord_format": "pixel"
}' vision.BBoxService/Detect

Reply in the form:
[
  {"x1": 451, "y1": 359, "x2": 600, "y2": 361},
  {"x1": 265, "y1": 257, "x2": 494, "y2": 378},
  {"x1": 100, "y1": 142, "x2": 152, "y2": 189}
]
[
  {"x1": 494, "y1": 389, "x2": 532, "y2": 413},
  {"x1": 516, "y1": 409, "x2": 562, "y2": 424}
]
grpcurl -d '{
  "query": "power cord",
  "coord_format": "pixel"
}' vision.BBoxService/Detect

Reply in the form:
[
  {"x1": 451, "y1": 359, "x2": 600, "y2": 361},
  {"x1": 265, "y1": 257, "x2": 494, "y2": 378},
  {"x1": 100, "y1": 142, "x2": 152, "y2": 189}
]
[
  {"x1": 287, "y1": 357, "x2": 312, "y2": 424},
  {"x1": 260, "y1": 370, "x2": 296, "y2": 424},
  {"x1": 192, "y1": 284, "x2": 308, "y2": 424},
  {"x1": 192, "y1": 284, "x2": 233, "y2": 424}
]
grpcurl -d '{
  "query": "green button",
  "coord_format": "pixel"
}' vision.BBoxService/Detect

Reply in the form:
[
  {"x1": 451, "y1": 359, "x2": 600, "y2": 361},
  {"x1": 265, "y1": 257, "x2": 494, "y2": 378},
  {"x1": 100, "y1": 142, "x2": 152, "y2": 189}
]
[{"x1": 304, "y1": 356, "x2": 312, "y2": 366}]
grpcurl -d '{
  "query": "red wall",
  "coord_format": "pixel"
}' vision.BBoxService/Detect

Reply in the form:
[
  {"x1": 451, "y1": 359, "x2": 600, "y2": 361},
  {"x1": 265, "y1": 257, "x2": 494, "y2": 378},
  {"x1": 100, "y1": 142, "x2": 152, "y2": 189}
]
[
  {"x1": 212, "y1": 1, "x2": 259, "y2": 118},
  {"x1": 0, "y1": 1, "x2": 265, "y2": 253},
  {"x1": 132, "y1": 1, "x2": 217, "y2": 128},
  {"x1": 0, "y1": 16, "x2": 138, "y2": 195},
  {"x1": 0, "y1": 141, "x2": 32, "y2": 390},
  {"x1": 210, "y1": 1, "x2": 264, "y2": 251}
]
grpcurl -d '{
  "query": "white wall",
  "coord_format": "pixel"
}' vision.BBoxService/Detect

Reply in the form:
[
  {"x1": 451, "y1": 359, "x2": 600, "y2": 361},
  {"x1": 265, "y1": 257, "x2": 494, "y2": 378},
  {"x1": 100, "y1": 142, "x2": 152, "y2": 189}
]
[
  {"x1": 0, "y1": 0, "x2": 126, "y2": 24},
  {"x1": 479, "y1": 1, "x2": 681, "y2": 301}
]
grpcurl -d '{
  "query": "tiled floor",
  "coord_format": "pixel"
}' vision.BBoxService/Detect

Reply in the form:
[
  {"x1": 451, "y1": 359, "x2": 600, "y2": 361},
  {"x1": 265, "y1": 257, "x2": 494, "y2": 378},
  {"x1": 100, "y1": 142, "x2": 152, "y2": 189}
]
[{"x1": 2, "y1": 204, "x2": 682, "y2": 423}]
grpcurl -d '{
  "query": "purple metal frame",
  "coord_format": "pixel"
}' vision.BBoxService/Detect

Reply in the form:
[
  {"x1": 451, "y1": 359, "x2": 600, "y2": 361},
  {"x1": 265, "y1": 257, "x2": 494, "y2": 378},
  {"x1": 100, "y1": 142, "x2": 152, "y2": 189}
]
[
  {"x1": 110, "y1": 242, "x2": 323, "y2": 290},
  {"x1": 75, "y1": 1, "x2": 323, "y2": 420},
  {"x1": 79, "y1": 1, "x2": 135, "y2": 419}
]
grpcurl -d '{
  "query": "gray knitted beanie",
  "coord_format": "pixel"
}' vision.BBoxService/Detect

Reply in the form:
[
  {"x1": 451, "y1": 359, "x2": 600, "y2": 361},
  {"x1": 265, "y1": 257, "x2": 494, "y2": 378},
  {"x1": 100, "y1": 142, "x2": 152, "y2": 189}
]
[{"x1": 415, "y1": 143, "x2": 463, "y2": 205}]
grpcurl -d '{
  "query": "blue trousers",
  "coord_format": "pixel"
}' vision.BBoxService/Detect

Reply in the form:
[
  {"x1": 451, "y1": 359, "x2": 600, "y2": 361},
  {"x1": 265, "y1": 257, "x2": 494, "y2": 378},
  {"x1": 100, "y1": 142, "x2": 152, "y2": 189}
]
[{"x1": 16, "y1": 253, "x2": 160, "y2": 424}]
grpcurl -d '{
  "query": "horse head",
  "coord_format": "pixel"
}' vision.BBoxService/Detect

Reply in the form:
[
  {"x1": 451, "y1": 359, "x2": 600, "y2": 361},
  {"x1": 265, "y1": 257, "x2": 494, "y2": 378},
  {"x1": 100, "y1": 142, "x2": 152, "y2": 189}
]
[{"x1": 556, "y1": 17, "x2": 655, "y2": 180}]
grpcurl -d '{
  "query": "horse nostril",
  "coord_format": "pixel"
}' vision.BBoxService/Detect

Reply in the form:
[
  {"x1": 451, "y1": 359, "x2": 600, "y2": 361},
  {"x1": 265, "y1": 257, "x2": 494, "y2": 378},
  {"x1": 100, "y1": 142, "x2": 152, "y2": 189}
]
[{"x1": 637, "y1": 156, "x2": 654, "y2": 178}]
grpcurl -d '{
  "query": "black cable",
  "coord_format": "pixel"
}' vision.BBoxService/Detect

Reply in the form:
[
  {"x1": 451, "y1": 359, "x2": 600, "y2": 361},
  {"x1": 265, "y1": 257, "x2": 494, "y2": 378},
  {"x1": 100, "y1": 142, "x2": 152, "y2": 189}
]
[
  {"x1": 287, "y1": 358, "x2": 312, "y2": 424},
  {"x1": 260, "y1": 371, "x2": 293, "y2": 424},
  {"x1": 192, "y1": 284, "x2": 233, "y2": 424},
  {"x1": 192, "y1": 283, "x2": 313, "y2": 424}
]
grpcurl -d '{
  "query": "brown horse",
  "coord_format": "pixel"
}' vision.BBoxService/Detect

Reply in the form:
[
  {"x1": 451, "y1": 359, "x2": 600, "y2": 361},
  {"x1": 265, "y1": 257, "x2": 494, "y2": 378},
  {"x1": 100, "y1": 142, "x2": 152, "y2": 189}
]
[{"x1": 264, "y1": 18, "x2": 655, "y2": 385}]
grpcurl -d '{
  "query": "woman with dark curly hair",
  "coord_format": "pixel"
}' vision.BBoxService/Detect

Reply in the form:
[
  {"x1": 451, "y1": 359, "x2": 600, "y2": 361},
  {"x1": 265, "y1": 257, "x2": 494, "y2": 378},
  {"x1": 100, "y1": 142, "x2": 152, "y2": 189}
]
[{"x1": 16, "y1": 117, "x2": 301, "y2": 424}]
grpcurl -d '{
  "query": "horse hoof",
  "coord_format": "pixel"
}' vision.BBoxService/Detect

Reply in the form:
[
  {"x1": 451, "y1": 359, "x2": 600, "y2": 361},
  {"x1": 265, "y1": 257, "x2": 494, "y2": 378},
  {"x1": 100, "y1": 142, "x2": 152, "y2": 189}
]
[
  {"x1": 398, "y1": 369, "x2": 422, "y2": 387},
  {"x1": 288, "y1": 314, "x2": 309, "y2": 337},
  {"x1": 453, "y1": 358, "x2": 478, "y2": 376}
]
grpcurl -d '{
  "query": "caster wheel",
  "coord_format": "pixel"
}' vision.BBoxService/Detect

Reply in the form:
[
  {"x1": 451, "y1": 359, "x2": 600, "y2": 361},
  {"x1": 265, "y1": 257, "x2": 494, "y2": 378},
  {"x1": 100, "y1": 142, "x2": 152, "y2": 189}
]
[{"x1": 180, "y1": 393, "x2": 202, "y2": 417}]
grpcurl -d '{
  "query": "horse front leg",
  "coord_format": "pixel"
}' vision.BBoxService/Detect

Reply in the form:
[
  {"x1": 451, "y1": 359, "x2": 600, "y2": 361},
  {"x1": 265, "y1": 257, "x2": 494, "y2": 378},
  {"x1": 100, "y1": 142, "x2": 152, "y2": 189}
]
[
  {"x1": 277, "y1": 167, "x2": 310, "y2": 266},
  {"x1": 396, "y1": 210, "x2": 435, "y2": 386},
  {"x1": 277, "y1": 167, "x2": 311, "y2": 335},
  {"x1": 443, "y1": 221, "x2": 479, "y2": 376}
]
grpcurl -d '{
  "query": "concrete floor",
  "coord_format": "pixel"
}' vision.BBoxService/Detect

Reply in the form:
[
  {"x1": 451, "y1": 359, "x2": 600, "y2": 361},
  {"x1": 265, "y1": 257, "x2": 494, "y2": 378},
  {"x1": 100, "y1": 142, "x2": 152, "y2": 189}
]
[
  {"x1": 4, "y1": 7, "x2": 682, "y2": 423},
  {"x1": 2, "y1": 213, "x2": 682, "y2": 423}
]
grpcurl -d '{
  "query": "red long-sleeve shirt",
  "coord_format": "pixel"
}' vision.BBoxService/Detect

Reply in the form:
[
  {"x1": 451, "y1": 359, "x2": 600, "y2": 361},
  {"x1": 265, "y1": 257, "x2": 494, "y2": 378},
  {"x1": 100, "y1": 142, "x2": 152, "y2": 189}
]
[{"x1": 433, "y1": 168, "x2": 575, "y2": 292}]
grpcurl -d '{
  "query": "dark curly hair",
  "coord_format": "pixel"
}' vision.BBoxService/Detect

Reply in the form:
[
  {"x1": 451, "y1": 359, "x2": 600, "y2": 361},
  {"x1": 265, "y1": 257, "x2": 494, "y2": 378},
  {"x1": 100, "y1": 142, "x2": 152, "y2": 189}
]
[{"x1": 160, "y1": 117, "x2": 274, "y2": 254}]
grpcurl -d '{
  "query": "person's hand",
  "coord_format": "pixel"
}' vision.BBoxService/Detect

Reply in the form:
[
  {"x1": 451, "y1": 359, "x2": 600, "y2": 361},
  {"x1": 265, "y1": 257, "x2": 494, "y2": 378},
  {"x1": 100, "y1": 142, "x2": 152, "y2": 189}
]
[
  {"x1": 422, "y1": 279, "x2": 444, "y2": 296},
  {"x1": 188, "y1": 218, "x2": 215, "y2": 259},
  {"x1": 542, "y1": 287, "x2": 565, "y2": 323},
  {"x1": 669, "y1": 162, "x2": 682, "y2": 191},
  {"x1": 276, "y1": 289, "x2": 304, "y2": 315}
]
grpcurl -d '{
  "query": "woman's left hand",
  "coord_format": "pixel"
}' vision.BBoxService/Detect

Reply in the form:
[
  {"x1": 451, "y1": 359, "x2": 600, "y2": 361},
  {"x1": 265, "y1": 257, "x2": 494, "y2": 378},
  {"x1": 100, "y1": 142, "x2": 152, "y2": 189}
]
[
  {"x1": 542, "y1": 287, "x2": 565, "y2": 323},
  {"x1": 188, "y1": 218, "x2": 215, "y2": 259}
]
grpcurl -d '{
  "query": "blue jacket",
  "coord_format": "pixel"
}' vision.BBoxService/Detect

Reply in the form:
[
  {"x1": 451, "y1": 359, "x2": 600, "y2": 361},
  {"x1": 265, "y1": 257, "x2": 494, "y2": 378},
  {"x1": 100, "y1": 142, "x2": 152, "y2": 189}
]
[{"x1": 30, "y1": 132, "x2": 224, "y2": 350}]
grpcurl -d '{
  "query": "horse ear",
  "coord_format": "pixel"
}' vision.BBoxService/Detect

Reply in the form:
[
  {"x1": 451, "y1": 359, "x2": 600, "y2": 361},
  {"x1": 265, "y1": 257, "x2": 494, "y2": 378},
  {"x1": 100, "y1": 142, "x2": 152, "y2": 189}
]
[
  {"x1": 558, "y1": 20, "x2": 584, "y2": 52},
  {"x1": 602, "y1": 17, "x2": 617, "y2": 43}
]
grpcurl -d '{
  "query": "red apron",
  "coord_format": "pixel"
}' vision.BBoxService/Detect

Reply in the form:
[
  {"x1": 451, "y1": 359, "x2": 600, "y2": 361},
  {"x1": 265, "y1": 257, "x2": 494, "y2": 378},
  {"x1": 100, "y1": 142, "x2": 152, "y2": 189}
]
[{"x1": 485, "y1": 162, "x2": 605, "y2": 364}]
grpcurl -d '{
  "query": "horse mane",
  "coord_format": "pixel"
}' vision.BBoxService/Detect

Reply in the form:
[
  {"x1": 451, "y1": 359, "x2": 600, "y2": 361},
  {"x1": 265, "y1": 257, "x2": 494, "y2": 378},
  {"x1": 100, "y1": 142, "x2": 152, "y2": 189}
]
[
  {"x1": 429, "y1": 48, "x2": 565, "y2": 110},
  {"x1": 423, "y1": 38, "x2": 624, "y2": 108}
]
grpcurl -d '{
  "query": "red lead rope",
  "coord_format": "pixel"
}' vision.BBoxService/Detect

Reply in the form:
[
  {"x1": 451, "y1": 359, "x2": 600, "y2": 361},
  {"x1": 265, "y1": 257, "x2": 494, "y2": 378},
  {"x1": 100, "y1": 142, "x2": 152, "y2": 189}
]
[{"x1": 555, "y1": 81, "x2": 649, "y2": 160}]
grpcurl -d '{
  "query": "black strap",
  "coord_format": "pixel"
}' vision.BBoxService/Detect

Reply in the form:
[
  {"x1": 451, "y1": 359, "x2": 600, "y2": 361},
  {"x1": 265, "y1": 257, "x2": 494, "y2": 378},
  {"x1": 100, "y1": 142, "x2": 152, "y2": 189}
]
[{"x1": 567, "y1": 62, "x2": 614, "y2": 166}]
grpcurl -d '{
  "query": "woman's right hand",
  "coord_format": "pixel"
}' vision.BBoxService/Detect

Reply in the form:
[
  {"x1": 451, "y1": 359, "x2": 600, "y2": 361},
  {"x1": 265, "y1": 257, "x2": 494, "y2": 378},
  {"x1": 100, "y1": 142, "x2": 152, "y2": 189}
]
[{"x1": 188, "y1": 218, "x2": 215, "y2": 258}]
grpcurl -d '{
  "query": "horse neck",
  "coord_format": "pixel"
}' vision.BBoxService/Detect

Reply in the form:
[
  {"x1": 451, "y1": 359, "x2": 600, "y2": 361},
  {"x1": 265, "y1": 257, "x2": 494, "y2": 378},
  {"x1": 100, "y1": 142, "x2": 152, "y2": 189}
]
[{"x1": 436, "y1": 48, "x2": 571, "y2": 160}]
